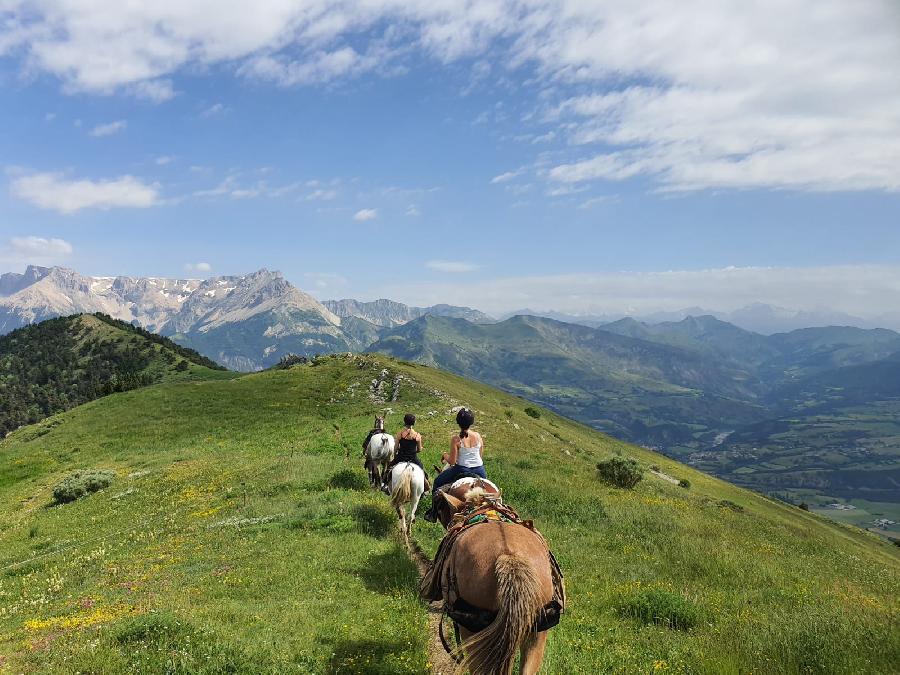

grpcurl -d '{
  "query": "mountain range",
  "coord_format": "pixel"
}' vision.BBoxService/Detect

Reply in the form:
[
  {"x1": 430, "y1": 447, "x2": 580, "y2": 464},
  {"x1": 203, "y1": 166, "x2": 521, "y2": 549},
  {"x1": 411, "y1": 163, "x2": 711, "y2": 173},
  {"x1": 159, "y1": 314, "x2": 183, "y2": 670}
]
[
  {"x1": 0, "y1": 266, "x2": 488, "y2": 370},
  {"x1": 507, "y1": 303, "x2": 900, "y2": 334}
]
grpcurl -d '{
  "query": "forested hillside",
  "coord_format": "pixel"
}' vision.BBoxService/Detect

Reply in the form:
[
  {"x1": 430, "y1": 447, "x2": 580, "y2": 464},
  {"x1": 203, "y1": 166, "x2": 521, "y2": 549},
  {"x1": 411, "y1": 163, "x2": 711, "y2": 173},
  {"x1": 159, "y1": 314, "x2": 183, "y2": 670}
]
[{"x1": 0, "y1": 313, "x2": 229, "y2": 437}]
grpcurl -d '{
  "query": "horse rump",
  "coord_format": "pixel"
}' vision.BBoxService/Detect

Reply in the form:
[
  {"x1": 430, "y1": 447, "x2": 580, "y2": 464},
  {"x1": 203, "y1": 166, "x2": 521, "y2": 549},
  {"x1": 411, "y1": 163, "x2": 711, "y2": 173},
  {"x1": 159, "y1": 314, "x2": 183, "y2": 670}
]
[
  {"x1": 390, "y1": 467, "x2": 413, "y2": 509},
  {"x1": 455, "y1": 553, "x2": 544, "y2": 675}
]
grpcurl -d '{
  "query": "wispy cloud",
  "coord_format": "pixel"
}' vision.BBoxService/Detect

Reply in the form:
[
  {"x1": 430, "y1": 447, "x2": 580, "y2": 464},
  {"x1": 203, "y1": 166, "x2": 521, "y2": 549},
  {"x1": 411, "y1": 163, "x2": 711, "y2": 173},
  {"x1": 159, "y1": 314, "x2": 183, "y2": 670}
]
[
  {"x1": 490, "y1": 170, "x2": 524, "y2": 184},
  {"x1": 155, "y1": 156, "x2": 174, "y2": 166},
  {"x1": 200, "y1": 103, "x2": 227, "y2": 118},
  {"x1": 0, "y1": 236, "x2": 73, "y2": 268},
  {"x1": 405, "y1": 204, "x2": 420, "y2": 217},
  {"x1": 184, "y1": 262, "x2": 212, "y2": 273},
  {"x1": 426, "y1": 260, "x2": 478, "y2": 273},
  {"x1": 353, "y1": 208, "x2": 377, "y2": 222},
  {"x1": 129, "y1": 79, "x2": 175, "y2": 102},
  {"x1": 89, "y1": 120, "x2": 126, "y2": 137},
  {"x1": 10, "y1": 172, "x2": 160, "y2": 213},
  {"x1": 2, "y1": 2, "x2": 897, "y2": 191}
]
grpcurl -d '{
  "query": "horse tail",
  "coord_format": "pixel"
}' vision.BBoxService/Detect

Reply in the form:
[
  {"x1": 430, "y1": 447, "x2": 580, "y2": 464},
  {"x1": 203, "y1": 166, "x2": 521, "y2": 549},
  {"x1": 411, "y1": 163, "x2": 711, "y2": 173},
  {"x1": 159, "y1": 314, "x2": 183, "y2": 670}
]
[
  {"x1": 390, "y1": 467, "x2": 412, "y2": 509},
  {"x1": 456, "y1": 553, "x2": 543, "y2": 675}
]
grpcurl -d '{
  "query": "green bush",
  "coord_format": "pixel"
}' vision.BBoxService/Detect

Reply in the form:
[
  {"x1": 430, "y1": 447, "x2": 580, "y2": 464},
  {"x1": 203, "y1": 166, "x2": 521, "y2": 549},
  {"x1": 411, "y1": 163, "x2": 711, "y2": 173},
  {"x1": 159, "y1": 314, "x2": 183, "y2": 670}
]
[
  {"x1": 523, "y1": 406, "x2": 541, "y2": 419},
  {"x1": 717, "y1": 499, "x2": 745, "y2": 513},
  {"x1": 596, "y1": 456, "x2": 643, "y2": 489},
  {"x1": 617, "y1": 588, "x2": 703, "y2": 630},
  {"x1": 650, "y1": 464, "x2": 660, "y2": 472},
  {"x1": 678, "y1": 478, "x2": 691, "y2": 489},
  {"x1": 52, "y1": 469, "x2": 115, "y2": 504}
]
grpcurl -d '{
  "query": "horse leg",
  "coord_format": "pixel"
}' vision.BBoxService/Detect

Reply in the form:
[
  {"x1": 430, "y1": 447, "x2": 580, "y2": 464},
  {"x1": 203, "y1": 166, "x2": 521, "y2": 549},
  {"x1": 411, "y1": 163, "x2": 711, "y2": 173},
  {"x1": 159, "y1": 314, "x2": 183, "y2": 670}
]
[
  {"x1": 409, "y1": 490, "x2": 422, "y2": 530},
  {"x1": 520, "y1": 631, "x2": 548, "y2": 675},
  {"x1": 396, "y1": 505, "x2": 407, "y2": 544}
]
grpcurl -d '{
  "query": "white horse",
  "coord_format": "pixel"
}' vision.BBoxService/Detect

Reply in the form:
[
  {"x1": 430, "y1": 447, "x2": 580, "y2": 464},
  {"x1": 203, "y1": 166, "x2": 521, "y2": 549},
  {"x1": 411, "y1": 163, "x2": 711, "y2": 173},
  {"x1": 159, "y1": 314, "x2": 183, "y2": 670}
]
[
  {"x1": 364, "y1": 416, "x2": 395, "y2": 489},
  {"x1": 389, "y1": 462, "x2": 426, "y2": 544}
]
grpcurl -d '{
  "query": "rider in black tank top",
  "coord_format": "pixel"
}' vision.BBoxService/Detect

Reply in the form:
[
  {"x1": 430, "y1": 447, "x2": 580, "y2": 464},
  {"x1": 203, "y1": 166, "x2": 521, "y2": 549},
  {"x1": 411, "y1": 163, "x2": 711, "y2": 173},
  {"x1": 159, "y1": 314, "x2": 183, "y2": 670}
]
[{"x1": 396, "y1": 435, "x2": 420, "y2": 463}]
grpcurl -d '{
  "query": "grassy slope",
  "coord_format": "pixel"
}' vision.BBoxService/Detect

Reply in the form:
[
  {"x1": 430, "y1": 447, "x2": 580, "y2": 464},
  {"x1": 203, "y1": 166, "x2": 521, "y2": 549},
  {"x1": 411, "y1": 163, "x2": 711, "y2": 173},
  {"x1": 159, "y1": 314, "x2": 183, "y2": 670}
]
[{"x1": 0, "y1": 355, "x2": 896, "y2": 674}]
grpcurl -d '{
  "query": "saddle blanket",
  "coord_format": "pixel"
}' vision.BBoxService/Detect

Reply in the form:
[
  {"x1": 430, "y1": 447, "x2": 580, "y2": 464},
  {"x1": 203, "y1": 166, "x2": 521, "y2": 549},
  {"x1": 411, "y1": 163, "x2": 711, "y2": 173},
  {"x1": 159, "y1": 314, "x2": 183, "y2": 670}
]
[{"x1": 448, "y1": 476, "x2": 500, "y2": 494}]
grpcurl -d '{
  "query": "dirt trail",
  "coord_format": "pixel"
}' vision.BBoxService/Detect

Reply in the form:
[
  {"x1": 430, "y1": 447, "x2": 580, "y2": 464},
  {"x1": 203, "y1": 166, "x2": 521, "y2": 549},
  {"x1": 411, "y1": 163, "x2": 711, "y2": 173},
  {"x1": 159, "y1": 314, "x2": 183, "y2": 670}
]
[{"x1": 406, "y1": 538, "x2": 458, "y2": 675}]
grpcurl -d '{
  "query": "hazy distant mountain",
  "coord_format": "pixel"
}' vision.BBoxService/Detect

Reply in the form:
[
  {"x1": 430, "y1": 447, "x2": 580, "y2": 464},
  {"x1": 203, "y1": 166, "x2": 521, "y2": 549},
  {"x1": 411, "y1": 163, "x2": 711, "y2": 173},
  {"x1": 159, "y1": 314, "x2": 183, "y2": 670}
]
[
  {"x1": 324, "y1": 298, "x2": 493, "y2": 327},
  {"x1": 505, "y1": 303, "x2": 895, "y2": 334}
]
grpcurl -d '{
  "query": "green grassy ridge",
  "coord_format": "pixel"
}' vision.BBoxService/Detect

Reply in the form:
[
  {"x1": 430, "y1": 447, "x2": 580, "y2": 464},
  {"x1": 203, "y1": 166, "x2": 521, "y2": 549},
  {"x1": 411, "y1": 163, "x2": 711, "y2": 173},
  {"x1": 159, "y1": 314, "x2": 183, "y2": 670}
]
[
  {"x1": 0, "y1": 355, "x2": 897, "y2": 673},
  {"x1": 0, "y1": 314, "x2": 235, "y2": 438}
]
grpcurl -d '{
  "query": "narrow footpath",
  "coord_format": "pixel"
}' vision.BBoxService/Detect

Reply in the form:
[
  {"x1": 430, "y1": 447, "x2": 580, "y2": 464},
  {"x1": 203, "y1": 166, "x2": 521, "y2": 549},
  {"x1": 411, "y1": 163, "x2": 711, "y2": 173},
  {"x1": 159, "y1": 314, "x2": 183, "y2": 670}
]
[{"x1": 406, "y1": 538, "x2": 458, "y2": 675}]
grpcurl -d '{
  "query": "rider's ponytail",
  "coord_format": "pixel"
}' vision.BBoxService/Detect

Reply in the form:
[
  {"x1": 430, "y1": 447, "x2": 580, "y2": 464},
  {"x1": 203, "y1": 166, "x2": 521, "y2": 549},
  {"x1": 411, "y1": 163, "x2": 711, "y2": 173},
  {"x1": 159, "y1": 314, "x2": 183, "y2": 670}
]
[{"x1": 456, "y1": 408, "x2": 475, "y2": 439}]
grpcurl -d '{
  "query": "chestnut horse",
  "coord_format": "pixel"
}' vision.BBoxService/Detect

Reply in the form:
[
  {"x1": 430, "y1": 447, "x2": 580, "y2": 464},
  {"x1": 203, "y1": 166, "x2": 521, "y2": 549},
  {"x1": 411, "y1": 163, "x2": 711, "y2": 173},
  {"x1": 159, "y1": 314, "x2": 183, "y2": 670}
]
[{"x1": 436, "y1": 490, "x2": 561, "y2": 675}]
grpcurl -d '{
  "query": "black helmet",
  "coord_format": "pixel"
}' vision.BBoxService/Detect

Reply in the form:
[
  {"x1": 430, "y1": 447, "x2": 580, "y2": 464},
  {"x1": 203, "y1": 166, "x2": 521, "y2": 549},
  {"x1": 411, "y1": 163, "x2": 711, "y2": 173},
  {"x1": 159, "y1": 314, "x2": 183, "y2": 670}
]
[
  {"x1": 404, "y1": 413, "x2": 416, "y2": 426},
  {"x1": 456, "y1": 408, "x2": 475, "y2": 429}
]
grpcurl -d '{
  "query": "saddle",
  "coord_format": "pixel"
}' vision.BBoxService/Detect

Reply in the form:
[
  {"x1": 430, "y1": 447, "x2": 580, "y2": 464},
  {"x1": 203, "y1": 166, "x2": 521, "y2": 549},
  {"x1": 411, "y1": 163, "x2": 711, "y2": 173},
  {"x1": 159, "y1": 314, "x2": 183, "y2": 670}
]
[{"x1": 420, "y1": 497, "x2": 566, "y2": 635}]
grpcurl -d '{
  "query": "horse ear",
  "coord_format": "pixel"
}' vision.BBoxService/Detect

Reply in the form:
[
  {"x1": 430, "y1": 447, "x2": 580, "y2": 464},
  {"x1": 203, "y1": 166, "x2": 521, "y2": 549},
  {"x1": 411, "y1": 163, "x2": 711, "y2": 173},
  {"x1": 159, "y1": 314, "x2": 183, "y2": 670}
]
[{"x1": 442, "y1": 493, "x2": 464, "y2": 512}]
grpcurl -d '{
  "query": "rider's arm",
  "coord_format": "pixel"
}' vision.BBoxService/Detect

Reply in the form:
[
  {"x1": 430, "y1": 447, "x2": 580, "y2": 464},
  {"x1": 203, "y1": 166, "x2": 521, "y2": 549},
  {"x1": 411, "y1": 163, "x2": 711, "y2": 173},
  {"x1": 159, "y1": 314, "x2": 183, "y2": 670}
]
[
  {"x1": 478, "y1": 432, "x2": 485, "y2": 459},
  {"x1": 448, "y1": 435, "x2": 459, "y2": 465},
  {"x1": 416, "y1": 433, "x2": 423, "y2": 453}
]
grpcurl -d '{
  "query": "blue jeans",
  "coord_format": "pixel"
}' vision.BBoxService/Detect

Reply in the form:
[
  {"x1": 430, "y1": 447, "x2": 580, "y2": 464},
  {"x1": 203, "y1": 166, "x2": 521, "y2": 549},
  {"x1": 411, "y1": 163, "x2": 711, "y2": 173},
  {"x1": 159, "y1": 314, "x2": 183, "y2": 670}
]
[{"x1": 433, "y1": 464, "x2": 486, "y2": 493}]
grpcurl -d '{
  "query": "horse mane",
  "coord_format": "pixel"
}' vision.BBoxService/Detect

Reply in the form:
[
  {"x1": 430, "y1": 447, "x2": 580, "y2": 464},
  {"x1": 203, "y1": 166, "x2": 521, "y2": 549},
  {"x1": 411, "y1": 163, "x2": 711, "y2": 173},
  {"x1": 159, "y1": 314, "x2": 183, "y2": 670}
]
[{"x1": 463, "y1": 486, "x2": 491, "y2": 505}]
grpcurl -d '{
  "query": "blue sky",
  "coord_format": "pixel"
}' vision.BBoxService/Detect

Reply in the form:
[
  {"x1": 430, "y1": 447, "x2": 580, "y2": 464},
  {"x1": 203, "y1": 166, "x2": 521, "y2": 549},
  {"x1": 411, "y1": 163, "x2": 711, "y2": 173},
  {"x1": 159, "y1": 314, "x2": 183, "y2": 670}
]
[{"x1": 1, "y1": 1, "x2": 899, "y2": 316}]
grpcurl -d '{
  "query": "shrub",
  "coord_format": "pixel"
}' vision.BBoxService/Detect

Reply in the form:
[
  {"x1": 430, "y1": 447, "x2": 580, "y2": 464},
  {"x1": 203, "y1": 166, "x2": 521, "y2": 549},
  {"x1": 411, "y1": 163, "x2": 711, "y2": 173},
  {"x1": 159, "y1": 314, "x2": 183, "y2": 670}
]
[
  {"x1": 596, "y1": 456, "x2": 643, "y2": 489},
  {"x1": 650, "y1": 464, "x2": 660, "y2": 472},
  {"x1": 524, "y1": 406, "x2": 541, "y2": 419},
  {"x1": 617, "y1": 588, "x2": 703, "y2": 630},
  {"x1": 52, "y1": 469, "x2": 115, "y2": 504},
  {"x1": 678, "y1": 478, "x2": 691, "y2": 489},
  {"x1": 717, "y1": 499, "x2": 745, "y2": 513},
  {"x1": 327, "y1": 469, "x2": 369, "y2": 491},
  {"x1": 799, "y1": 502, "x2": 809, "y2": 511},
  {"x1": 175, "y1": 360, "x2": 189, "y2": 371}
]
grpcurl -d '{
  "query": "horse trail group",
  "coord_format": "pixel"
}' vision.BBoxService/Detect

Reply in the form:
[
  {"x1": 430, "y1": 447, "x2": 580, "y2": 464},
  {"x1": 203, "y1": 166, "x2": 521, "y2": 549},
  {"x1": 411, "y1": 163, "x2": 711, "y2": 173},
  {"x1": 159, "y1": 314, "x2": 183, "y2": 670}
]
[{"x1": 362, "y1": 413, "x2": 566, "y2": 675}]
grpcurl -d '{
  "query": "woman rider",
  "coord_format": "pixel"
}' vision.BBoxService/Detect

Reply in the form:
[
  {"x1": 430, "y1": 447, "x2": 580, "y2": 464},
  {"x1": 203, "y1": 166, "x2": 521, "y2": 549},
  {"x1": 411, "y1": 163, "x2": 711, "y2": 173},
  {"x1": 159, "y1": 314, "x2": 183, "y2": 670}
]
[
  {"x1": 389, "y1": 414, "x2": 431, "y2": 490},
  {"x1": 423, "y1": 408, "x2": 485, "y2": 521}
]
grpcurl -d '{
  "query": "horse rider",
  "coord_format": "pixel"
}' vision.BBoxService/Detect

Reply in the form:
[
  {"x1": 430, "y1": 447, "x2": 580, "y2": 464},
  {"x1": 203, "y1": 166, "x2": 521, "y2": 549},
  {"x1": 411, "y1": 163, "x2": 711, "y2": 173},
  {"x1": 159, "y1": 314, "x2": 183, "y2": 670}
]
[
  {"x1": 387, "y1": 413, "x2": 431, "y2": 491},
  {"x1": 361, "y1": 417, "x2": 385, "y2": 457},
  {"x1": 423, "y1": 408, "x2": 486, "y2": 521}
]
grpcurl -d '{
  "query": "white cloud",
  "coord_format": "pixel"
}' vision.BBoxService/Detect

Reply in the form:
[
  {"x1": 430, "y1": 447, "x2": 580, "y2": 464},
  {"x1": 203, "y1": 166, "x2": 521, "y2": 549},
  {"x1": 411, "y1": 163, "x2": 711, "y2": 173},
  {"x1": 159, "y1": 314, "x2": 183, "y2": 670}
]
[
  {"x1": 426, "y1": 260, "x2": 478, "y2": 273},
  {"x1": 200, "y1": 102, "x2": 227, "y2": 117},
  {"x1": 10, "y1": 172, "x2": 160, "y2": 213},
  {"x1": 185, "y1": 262, "x2": 212, "y2": 273},
  {"x1": 128, "y1": 78, "x2": 175, "y2": 102},
  {"x1": 353, "y1": 208, "x2": 377, "y2": 221},
  {"x1": 303, "y1": 188, "x2": 338, "y2": 201},
  {"x1": 490, "y1": 170, "x2": 524, "y2": 184},
  {"x1": 377, "y1": 265, "x2": 900, "y2": 318},
  {"x1": 88, "y1": 120, "x2": 126, "y2": 137},
  {"x1": 405, "y1": 204, "x2": 420, "y2": 216},
  {"x1": 1, "y1": 2, "x2": 897, "y2": 191},
  {"x1": 0, "y1": 236, "x2": 73, "y2": 267},
  {"x1": 155, "y1": 155, "x2": 174, "y2": 166}
]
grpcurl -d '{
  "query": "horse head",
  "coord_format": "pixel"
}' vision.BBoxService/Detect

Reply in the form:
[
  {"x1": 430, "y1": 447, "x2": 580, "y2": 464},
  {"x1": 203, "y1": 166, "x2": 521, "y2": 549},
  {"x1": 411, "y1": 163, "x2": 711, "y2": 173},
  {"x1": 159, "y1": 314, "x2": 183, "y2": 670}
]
[{"x1": 374, "y1": 415, "x2": 385, "y2": 432}]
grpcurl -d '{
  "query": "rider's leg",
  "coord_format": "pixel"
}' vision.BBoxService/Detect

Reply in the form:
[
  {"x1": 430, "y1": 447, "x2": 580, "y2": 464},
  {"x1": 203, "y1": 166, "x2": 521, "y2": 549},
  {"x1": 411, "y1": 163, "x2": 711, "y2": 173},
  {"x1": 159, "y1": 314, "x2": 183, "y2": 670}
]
[{"x1": 423, "y1": 464, "x2": 465, "y2": 521}]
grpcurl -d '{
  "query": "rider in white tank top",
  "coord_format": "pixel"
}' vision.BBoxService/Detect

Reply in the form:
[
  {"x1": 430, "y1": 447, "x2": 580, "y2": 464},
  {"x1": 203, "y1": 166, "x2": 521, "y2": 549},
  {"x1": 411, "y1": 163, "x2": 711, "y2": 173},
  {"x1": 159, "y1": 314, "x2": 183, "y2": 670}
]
[{"x1": 456, "y1": 439, "x2": 483, "y2": 468}]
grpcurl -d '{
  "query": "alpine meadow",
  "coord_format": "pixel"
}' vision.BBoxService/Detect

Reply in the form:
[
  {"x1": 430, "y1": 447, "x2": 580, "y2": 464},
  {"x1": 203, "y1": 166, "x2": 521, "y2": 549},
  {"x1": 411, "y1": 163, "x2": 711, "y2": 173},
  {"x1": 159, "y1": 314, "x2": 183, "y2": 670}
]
[{"x1": 0, "y1": 351, "x2": 898, "y2": 672}]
